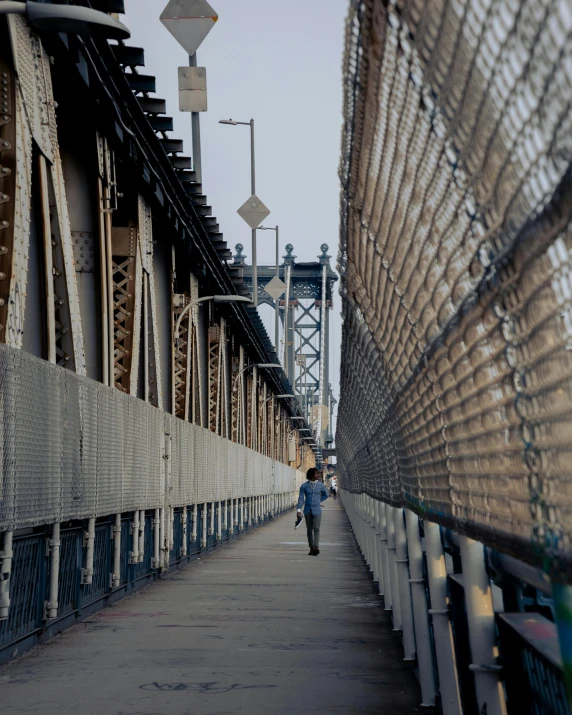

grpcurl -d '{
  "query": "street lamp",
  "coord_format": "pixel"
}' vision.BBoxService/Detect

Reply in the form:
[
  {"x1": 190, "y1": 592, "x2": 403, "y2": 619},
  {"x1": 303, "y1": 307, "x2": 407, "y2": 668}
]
[
  {"x1": 232, "y1": 362, "x2": 282, "y2": 392},
  {"x1": 219, "y1": 118, "x2": 260, "y2": 307},
  {"x1": 264, "y1": 393, "x2": 294, "y2": 404},
  {"x1": 258, "y1": 225, "x2": 281, "y2": 350},
  {"x1": 0, "y1": 1, "x2": 130, "y2": 39},
  {"x1": 174, "y1": 294, "x2": 251, "y2": 346}
]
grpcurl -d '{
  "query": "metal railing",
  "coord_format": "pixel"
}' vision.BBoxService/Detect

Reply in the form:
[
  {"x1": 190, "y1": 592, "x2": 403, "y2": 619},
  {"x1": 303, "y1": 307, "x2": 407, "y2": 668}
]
[
  {"x1": 0, "y1": 494, "x2": 296, "y2": 663},
  {"x1": 341, "y1": 490, "x2": 570, "y2": 715}
]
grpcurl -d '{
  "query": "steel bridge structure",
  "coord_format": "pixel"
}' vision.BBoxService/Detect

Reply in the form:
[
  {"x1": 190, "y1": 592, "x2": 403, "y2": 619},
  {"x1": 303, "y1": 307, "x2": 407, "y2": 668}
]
[
  {"x1": 236, "y1": 242, "x2": 338, "y2": 463},
  {"x1": 1, "y1": 2, "x2": 572, "y2": 715},
  {"x1": 0, "y1": 2, "x2": 315, "y2": 663}
]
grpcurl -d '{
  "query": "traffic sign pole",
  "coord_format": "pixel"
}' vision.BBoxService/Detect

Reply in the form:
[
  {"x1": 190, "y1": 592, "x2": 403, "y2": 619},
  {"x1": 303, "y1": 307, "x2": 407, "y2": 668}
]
[
  {"x1": 160, "y1": 0, "x2": 219, "y2": 185},
  {"x1": 250, "y1": 119, "x2": 257, "y2": 307},
  {"x1": 189, "y1": 52, "x2": 202, "y2": 183},
  {"x1": 274, "y1": 225, "x2": 279, "y2": 349}
]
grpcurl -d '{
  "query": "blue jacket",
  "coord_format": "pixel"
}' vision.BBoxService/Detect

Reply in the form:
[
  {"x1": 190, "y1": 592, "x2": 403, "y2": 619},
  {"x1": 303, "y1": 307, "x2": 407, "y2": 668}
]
[{"x1": 297, "y1": 480, "x2": 329, "y2": 516}]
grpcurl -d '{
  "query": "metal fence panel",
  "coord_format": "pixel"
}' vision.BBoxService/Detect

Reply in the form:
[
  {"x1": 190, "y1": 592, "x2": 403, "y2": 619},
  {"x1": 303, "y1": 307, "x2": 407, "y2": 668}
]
[
  {"x1": 81, "y1": 522, "x2": 112, "y2": 605},
  {"x1": 336, "y1": 0, "x2": 572, "y2": 576},
  {"x1": 57, "y1": 528, "x2": 81, "y2": 618},
  {"x1": 0, "y1": 345, "x2": 300, "y2": 532},
  {"x1": 0, "y1": 534, "x2": 44, "y2": 646}
]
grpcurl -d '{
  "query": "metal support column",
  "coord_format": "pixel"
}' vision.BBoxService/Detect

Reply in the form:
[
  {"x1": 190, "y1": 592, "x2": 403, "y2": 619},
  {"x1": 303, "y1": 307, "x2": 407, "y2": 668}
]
[
  {"x1": 386, "y1": 505, "x2": 401, "y2": 629},
  {"x1": 395, "y1": 508, "x2": 416, "y2": 660},
  {"x1": 380, "y1": 503, "x2": 392, "y2": 610},
  {"x1": 424, "y1": 521, "x2": 462, "y2": 715},
  {"x1": 459, "y1": 536, "x2": 507, "y2": 715},
  {"x1": 405, "y1": 510, "x2": 437, "y2": 706}
]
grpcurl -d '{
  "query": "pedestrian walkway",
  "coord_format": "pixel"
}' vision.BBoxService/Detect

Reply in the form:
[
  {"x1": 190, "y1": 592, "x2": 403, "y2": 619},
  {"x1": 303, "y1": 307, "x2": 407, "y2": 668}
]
[{"x1": 1, "y1": 502, "x2": 420, "y2": 714}]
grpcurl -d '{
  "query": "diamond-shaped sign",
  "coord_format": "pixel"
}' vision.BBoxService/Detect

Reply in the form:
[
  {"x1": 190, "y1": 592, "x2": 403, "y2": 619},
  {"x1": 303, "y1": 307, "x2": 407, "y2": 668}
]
[
  {"x1": 237, "y1": 194, "x2": 271, "y2": 229},
  {"x1": 265, "y1": 276, "x2": 286, "y2": 301},
  {"x1": 160, "y1": 0, "x2": 218, "y2": 55}
]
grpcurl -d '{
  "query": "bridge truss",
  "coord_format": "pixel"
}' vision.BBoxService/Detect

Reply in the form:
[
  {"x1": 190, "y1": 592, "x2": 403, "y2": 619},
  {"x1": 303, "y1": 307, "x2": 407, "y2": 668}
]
[{"x1": 237, "y1": 243, "x2": 338, "y2": 462}]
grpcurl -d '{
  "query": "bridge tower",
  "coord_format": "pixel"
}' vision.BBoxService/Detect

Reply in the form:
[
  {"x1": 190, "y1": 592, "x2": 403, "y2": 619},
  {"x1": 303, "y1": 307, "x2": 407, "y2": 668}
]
[{"x1": 235, "y1": 243, "x2": 338, "y2": 462}]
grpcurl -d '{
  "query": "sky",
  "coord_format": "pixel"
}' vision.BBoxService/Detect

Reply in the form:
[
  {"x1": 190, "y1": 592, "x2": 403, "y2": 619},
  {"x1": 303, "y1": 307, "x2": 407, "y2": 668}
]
[{"x1": 123, "y1": 0, "x2": 347, "y2": 419}]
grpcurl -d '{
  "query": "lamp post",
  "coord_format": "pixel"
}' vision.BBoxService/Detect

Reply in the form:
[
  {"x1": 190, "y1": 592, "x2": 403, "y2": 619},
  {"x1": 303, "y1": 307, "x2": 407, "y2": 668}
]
[
  {"x1": 232, "y1": 361, "x2": 281, "y2": 448},
  {"x1": 232, "y1": 362, "x2": 281, "y2": 392},
  {"x1": 173, "y1": 294, "x2": 251, "y2": 422},
  {"x1": 264, "y1": 393, "x2": 294, "y2": 404},
  {"x1": 174, "y1": 294, "x2": 251, "y2": 347},
  {"x1": 219, "y1": 118, "x2": 259, "y2": 306},
  {"x1": 258, "y1": 225, "x2": 281, "y2": 349}
]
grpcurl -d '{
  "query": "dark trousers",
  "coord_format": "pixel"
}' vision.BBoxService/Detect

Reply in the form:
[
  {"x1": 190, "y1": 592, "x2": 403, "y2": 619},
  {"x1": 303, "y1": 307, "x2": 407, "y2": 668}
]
[{"x1": 305, "y1": 513, "x2": 322, "y2": 548}]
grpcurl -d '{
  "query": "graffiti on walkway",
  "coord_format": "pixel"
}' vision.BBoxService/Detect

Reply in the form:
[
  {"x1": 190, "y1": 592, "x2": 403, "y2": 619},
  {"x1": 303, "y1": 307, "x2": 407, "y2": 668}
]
[{"x1": 139, "y1": 682, "x2": 277, "y2": 694}]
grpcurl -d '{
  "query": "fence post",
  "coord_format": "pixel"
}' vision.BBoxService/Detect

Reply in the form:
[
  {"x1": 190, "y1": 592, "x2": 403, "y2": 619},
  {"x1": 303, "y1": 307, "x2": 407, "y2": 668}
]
[
  {"x1": 169, "y1": 508, "x2": 175, "y2": 553},
  {"x1": 160, "y1": 507, "x2": 167, "y2": 569},
  {"x1": 0, "y1": 531, "x2": 13, "y2": 619},
  {"x1": 191, "y1": 504, "x2": 197, "y2": 545},
  {"x1": 459, "y1": 536, "x2": 507, "y2": 715},
  {"x1": 405, "y1": 510, "x2": 436, "y2": 706},
  {"x1": 364, "y1": 496, "x2": 370, "y2": 566},
  {"x1": 138, "y1": 511, "x2": 145, "y2": 563},
  {"x1": 380, "y1": 503, "x2": 391, "y2": 610},
  {"x1": 553, "y1": 582, "x2": 572, "y2": 712},
  {"x1": 83, "y1": 518, "x2": 96, "y2": 584},
  {"x1": 424, "y1": 521, "x2": 462, "y2": 715},
  {"x1": 47, "y1": 523, "x2": 61, "y2": 619},
  {"x1": 395, "y1": 508, "x2": 416, "y2": 660},
  {"x1": 113, "y1": 514, "x2": 122, "y2": 585},
  {"x1": 386, "y1": 505, "x2": 402, "y2": 629},
  {"x1": 367, "y1": 497, "x2": 376, "y2": 576},
  {"x1": 130, "y1": 510, "x2": 139, "y2": 565},
  {"x1": 221, "y1": 500, "x2": 227, "y2": 534},
  {"x1": 201, "y1": 503, "x2": 208, "y2": 547},
  {"x1": 373, "y1": 500, "x2": 382, "y2": 592},
  {"x1": 181, "y1": 507, "x2": 188, "y2": 557}
]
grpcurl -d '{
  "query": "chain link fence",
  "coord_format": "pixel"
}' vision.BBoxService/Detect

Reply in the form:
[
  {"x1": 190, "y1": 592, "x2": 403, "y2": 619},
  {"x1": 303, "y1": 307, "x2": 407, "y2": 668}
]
[
  {"x1": 337, "y1": 0, "x2": 572, "y2": 578},
  {"x1": 0, "y1": 345, "x2": 302, "y2": 531}
]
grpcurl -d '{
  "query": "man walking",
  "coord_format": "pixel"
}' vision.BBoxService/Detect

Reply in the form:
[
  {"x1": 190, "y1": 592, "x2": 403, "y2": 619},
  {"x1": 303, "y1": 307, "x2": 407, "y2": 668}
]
[
  {"x1": 330, "y1": 476, "x2": 338, "y2": 500},
  {"x1": 296, "y1": 468, "x2": 329, "y2": 556}
]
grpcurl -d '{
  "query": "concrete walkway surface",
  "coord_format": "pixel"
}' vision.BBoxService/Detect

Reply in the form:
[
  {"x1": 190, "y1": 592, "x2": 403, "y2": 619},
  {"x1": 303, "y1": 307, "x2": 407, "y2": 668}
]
[{"x1": 0, "y1": 501, "x2": 420, "y2": 714}]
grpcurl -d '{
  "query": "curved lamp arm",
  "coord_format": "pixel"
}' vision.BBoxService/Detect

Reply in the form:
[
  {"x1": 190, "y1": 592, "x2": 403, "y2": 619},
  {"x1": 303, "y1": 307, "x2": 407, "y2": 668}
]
[
  {"x1": 174, "y1": 294, "x2": 251, "y2": 345},
  {"x1": 233, "y1": 363, "x2": 281, "y2": 392},
  {"x1": 174, "y1": 296, "x2": 213, "y2": 346},
  {"x1": 263, "y1": 393, "x2": 293, "y2": 405}
]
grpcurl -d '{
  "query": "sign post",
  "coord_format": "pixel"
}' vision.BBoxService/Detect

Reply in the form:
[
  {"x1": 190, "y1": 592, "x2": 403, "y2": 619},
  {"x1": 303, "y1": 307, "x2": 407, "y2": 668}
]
[{"x1": 160, "y1": 0, "x2": 219, "y2": 183}]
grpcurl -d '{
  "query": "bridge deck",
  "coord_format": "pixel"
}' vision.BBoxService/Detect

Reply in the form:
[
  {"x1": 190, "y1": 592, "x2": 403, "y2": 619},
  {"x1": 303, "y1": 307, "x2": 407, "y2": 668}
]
[{"x1": 0, "y1": 503, "x2": 419, "y2": 715}]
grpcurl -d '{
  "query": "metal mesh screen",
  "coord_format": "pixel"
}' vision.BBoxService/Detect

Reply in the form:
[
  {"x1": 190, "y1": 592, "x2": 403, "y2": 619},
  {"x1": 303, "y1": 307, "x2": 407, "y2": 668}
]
[
  {"x1": 0, "y1": 346, "x2": 302, "y2": 531},
  {"x1": 337, "y1": 0, "x2": 572, "y2": 575}
]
